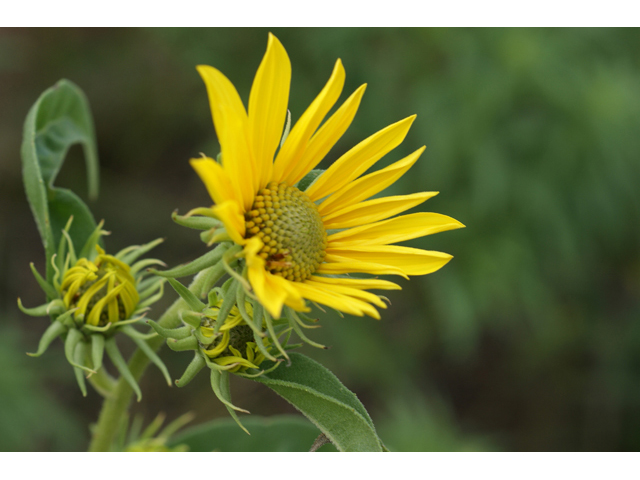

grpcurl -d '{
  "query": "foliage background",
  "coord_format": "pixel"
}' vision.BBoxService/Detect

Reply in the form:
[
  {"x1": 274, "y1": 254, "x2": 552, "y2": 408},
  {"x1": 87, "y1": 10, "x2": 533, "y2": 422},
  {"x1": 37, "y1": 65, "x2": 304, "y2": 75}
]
[{"x1": 1, "y1": 27, "x2": 639, "y2": 451}]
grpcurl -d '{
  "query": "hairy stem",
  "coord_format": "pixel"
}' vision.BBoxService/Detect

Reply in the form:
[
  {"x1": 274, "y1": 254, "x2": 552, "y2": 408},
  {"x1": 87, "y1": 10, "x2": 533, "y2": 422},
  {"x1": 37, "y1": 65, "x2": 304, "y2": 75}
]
[{"x1": 88, "y1": 269, "x2": 210, "y2": 452}]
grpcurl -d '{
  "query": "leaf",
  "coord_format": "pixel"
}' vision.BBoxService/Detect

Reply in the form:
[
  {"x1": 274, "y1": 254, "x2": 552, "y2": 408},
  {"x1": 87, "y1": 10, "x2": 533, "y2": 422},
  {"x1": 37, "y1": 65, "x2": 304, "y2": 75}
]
[
  {"x1": 21, "y1": 79, "x2": 100, "y2": 283},
  {"x1": 253, "y1": 353, "x2": 383, "y2": 452},
  {"x1": 169, "y1": 415, "x2": 335, "y2": 452}
]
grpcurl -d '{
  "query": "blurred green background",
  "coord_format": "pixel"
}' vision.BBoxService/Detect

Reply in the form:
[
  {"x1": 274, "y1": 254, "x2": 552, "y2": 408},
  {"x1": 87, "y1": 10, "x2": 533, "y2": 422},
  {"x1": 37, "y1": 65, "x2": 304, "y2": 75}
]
[{"x1": 1, "y1": 28, "x2": 640, "y2": 451}]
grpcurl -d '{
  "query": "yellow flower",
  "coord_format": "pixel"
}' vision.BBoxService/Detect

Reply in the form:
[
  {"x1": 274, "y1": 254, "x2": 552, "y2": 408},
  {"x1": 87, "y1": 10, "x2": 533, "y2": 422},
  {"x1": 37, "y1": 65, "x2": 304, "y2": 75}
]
[
  {"x1": 61, "y1": 246, "x2": 139, "y2": 326},
  {"x1": 191, "y1": 33, "x2": 464, "y2": 320}
]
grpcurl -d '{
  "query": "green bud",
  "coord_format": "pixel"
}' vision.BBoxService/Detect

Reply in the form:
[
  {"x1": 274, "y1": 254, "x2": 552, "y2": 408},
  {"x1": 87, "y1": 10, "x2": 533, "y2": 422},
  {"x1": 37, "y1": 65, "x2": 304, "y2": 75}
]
[{"x1": 18, "y1": 219, "x2": 168, "y2": 398}]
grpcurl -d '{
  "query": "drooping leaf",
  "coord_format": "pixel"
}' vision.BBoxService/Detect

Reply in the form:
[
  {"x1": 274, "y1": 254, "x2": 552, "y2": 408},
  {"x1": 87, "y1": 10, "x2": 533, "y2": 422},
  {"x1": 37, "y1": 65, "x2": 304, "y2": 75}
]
[
  {"x1": 254, "y1": 353, "x2": 383, "y2": 452},
  {"x1": 21, "y1": 79, "x2": 100, "y2": 283}
]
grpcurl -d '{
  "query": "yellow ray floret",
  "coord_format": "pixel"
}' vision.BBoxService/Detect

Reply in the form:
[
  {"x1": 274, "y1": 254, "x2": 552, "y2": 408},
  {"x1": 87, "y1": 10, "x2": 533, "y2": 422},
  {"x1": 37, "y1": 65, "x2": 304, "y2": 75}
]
[{"x1": 191, "y1": 33, "x2": 463, "y2": 320}]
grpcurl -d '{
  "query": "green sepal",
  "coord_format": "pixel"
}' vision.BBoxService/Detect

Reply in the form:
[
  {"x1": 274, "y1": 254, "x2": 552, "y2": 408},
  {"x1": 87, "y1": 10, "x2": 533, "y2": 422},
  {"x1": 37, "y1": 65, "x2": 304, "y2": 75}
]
[
  {"x1": 147, "y1": 320, "x2": 192, "y2": 340},
  {"x1": 214, "y1": 280, "x2": 238, "y2": 334},
  {"x1": 168, "y1": 336, "x2": 199, "y2": 352},
  {"x1": 200, "y1": 228, "x2": 231, "y2": 245},
  {"x1": 90, "y1": 333, "x2": 105, "y2": 373},
  {"x1": 105, "y1": 337, "x2": 142, "y2": 402},
  {"x1": 61, "y1": 229, "x2": 78, "y2": 266},
  {"x1": 175, "y1": 352, "x2": 206, "y2": 387},
  {"x1": 73, "y1": 340, "x2": 89, "y2": 397},
  {"x1": 151, "y1": 243, "x2": 229, "y2": 279},
  {"x1": 285, "y1": 308, "x2": 327, "y2": 349},
  {"x1": 165, "y1": 278, "x2": 206, "y2": 312},
  {"x1": 27, "y1": 317, "x2": 68, "y2": 357},
  {"x1": 295, "y1": 311, "x2": 320, "y2": 324},
  {"x1": 87, "y1": 367, "x2": 116, "y2": 397},
  {"x1": 120, "y1": 326, "x2": 156, "y2": 340},
  {"x1": 65, "y1": 327, "x2": 96, "y2": 375},
  {"x1": 194, "y1": 328, "x2": 216, "y2": 346},
  {"x1": 137, "y1": 275, "x2": 163, "y2": 292},
  {"x1": 171, "y1": 210, "x2": 222, "y2": 231},
  {"x1": 263, "y1": 309, "x2": 289, "y2": 364},
  {"x1": 138, "y1": 277, "x2": 166, "y2": 300},
  {"x1": 78, "y1": 220, "x2": 105, "y2": 260},
  {"x1": 200, "y1": 261, "x2": 226, "y2": 298},
  {"x1": 82, "y1": 322, "x2": 112, "y2": 333},
  {"x1": 29, "y1": 263, "x2": 59, "y2": 300},
  {"x1": 210, "y1": 369, "x2": 249, "y2": 434},
  {"x1": 297, "y1": 169, "x2": 324, "y2": 192},
  {"x1": 136, "y1": 281, "x2": 165, "y2": 309},
  {"x1": 122, "y1": 326, "x2": 172, "y2": 387},
  {"x1": 56, "y1": 308, "x2": 78, "y2": 329},
  {"x1": 207, "y1": 289, "x2": 219, "y2": 307},
  {"x1": 180, "y1": 311, "x2": 203, "y2": 329},
  {"x1": 131, "y1": 260, "x2": 166, "y2": 279},
  {"x1": 236, "y1": 291, "x2": 276, "y2": 362},
  {"x1": 17, "y1": 298, "x2": 56, "y2": 317},
  {"x1": 119, "y1": 238, "x2": 164, "y2": 265}
]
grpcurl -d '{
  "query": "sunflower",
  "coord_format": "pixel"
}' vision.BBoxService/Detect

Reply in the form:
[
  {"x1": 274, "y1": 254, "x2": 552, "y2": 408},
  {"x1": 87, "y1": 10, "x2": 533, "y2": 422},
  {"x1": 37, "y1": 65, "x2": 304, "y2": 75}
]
[{"x1": 190, "y1": 33, "x2": 463, "y2": 321}]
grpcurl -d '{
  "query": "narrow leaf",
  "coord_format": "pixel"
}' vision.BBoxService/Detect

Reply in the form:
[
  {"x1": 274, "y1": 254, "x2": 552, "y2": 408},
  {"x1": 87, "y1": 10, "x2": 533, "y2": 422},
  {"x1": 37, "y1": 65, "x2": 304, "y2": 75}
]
[
  {"x1": 165, "y1": 278, "x2": 206, "y2": 312},
  {"x1": 105, "y1": 337, "x2": 142, "y2": 402},
  {"x1": 151, "y1": 243, "x2": 228, "y2": 279},
  {"x1": 175, "y1": 352, "x2": 206, "y2": 387}
]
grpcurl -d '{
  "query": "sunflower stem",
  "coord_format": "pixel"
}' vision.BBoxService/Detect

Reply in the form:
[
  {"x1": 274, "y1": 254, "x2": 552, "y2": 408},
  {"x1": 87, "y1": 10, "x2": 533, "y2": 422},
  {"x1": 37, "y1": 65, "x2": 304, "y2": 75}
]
[{"x1": 88, "y1": 268, "x2": 211, "y2": 452}]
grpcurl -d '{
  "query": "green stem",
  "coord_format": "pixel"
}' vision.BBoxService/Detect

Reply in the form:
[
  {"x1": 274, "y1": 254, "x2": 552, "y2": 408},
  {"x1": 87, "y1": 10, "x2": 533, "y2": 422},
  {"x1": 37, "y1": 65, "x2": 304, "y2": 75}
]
[{"x1": 88, "y1": 269, "x2": 210, "y2": 452}]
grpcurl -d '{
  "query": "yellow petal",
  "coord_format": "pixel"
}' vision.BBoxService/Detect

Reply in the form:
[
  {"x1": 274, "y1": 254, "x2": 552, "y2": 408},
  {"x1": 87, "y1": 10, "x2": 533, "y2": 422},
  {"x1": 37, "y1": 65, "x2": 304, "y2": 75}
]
[
  {"x1": 211, "y1": 201, "x2": 245, "y2": 245},
  {"x1": 308, "y1": 276, "x2": 401, "y2": 291},
  {"x1": 327, "y1": 212, "x2": 465, "y2": 246},
  {"x1": 295, "y1": 84, "x2": 367, "y2": 188},
  {"x1": 291, "y1": 281, "x2": 380, "y2": 319},
  {"x1": 248, "y1": 33, "x2": 291, "y2": 190},
  {"x1": 190, "y1": 157, "x2": 237, "y2": 206},
  {"x1": 306, "y1": 115, "x2": 416, "y2": 201},
  {"x1": 197, "y1": 65, "x2": 255, "y2": 211},
  {"x1": 318, "y1": 254, "x2": 408, "y2": 279},
  {"x1": 304, "y1": 279, "x2": 387, "y2": 308},
  {"x1": 322, "y1": 192, "x2": 438, "y2": 230},
  {"x1": 273, "y1": 59, "x2": 345, "y2": 184},
  {"x1": 318, "y1": 146, "x2": 424, "y2": 216},
  {"x1": 325, "y1": 245, "x2": 453, "y2": 276},
  {"x1": 245, "y1": 237, "x2": 306, "y2": 318}
]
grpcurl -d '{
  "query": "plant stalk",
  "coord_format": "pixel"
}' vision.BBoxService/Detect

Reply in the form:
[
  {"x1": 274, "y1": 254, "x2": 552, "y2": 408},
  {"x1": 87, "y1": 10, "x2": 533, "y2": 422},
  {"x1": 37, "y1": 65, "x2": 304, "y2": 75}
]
[{"x1": 88, "y1": 269, "x2": 210, "y2": 451}]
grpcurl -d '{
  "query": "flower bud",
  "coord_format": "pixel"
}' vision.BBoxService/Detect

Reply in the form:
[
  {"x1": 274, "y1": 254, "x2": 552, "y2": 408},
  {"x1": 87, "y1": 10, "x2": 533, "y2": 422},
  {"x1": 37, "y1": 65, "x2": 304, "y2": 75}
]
[{"x1": 18, "y1": 218, "x2": 169, "y2": 399}]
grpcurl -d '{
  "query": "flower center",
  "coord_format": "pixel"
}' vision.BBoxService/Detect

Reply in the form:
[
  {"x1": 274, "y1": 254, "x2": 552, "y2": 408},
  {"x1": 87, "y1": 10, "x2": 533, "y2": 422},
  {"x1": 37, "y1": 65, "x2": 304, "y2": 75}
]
[{"x1": 245, "y1": 181, "x2": 327, "y2": 282}]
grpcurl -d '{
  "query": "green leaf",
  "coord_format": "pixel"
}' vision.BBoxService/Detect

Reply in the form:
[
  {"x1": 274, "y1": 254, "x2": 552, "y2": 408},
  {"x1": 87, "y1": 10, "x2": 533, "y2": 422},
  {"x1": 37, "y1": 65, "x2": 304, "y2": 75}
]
[
  {"x1": 169, "y1": 415, "x2": 335, "y2": 452},
  {"x1": 21, "y1": 79, "x2": 100, "y2": 282},
  {"x1": 254, "y1": 353, "x2": 383, "y2": 452}
]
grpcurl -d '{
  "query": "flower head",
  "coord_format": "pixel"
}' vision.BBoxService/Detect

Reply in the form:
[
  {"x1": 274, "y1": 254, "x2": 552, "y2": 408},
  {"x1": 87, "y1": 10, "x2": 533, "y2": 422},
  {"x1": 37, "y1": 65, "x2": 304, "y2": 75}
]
[
  {"x1": 188, "y1": 33, "x2": 464, "y2": 321},
  {"x1": 18, "y1": 218, "x2": 168, "y2": 399},
  {"x1": 148, "y1": 282, "x2": 290, "y2": 432}
]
